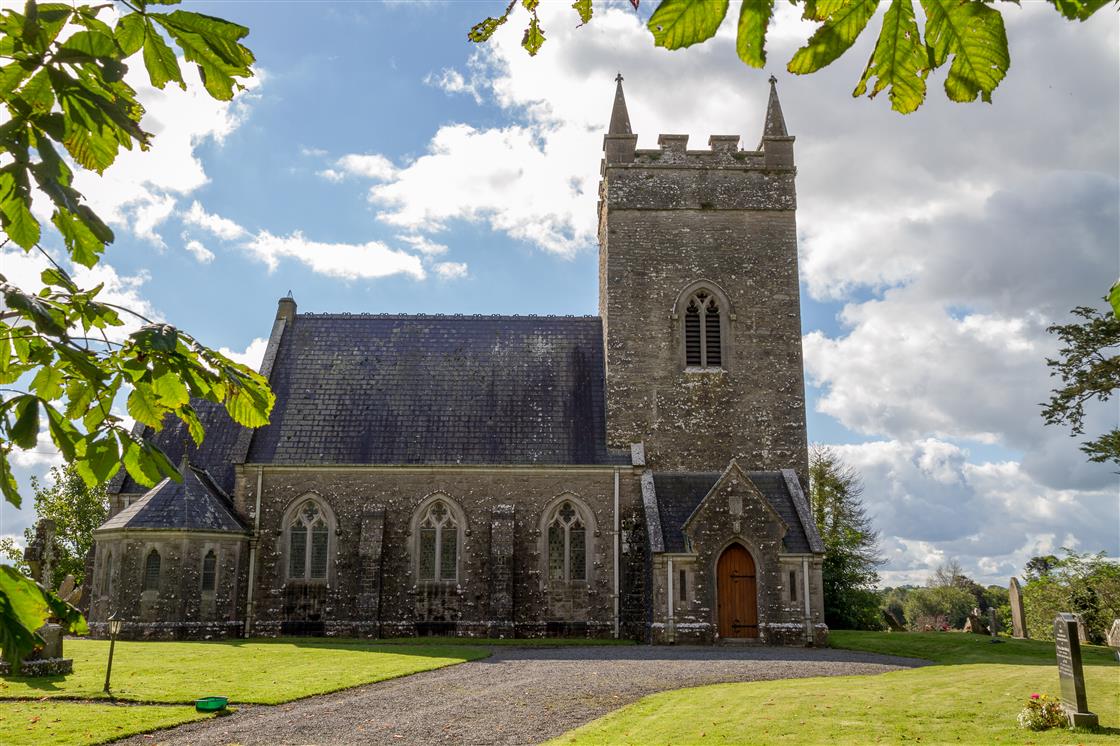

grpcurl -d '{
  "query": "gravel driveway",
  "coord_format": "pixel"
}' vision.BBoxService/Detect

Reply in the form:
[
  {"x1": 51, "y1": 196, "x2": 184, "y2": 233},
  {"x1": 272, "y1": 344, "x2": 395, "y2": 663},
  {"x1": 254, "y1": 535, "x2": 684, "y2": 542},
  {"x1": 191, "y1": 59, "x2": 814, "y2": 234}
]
[{"x1": 119, "y1": 645, "x2": 924, "y2": 746}]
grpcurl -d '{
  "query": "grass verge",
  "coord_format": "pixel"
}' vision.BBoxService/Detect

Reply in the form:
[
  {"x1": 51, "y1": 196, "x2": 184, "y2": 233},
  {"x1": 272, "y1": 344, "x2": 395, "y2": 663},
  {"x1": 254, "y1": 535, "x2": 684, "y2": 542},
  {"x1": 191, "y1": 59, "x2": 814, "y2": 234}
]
[
  {"x1": 0, "y1": 637, "x2": 488, "y2": 704},
  {"x1": 0, "y1": 700, "x2": 211, "y2": 746},
  {"x1": 551, "y1": 632, "x2": 1120, "y2": 745},
  {"x1": 1, "y1": 637, "x2": 491, "y2": 746}
]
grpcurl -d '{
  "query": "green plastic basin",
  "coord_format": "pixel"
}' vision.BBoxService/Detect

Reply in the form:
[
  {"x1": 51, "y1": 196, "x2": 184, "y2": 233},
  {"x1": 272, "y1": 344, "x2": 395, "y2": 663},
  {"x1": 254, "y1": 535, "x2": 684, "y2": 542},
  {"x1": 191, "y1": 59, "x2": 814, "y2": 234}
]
[{"x1": 195, "y1": 696, "x2": 228, "y2": 712}]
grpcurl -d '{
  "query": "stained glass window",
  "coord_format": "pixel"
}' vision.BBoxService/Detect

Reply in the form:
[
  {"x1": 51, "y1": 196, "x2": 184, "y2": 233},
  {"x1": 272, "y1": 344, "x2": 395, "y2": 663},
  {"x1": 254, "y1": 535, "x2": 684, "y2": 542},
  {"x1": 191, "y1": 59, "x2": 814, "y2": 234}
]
[
  {"x1": 417, "y1": 499, "x2": 459, "y2": 582},
  {"x1": 548, "y1": 500, "x2": 588, "y2": 582},
  {"x1": 287, "y1": 498, "x2": 331, "y2": 581},
  {"x1": 289, "y1": 524, "x2": 307, "y2": 578},
  {"x1": 201, "y1": 550, "x2": 217, "y2": 592},
  {"x1": 548, "y1": 524, "x2": 564, "y2": 580},
  {"x1": 143, "y1": 550, "x2": 161, "y2": 592}
]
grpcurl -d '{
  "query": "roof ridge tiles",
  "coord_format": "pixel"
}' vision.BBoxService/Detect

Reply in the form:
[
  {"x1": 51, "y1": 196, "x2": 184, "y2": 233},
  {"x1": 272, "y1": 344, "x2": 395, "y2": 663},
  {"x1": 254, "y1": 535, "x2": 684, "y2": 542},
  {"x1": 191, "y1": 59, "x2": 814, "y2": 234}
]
[{"x1": 295, "y1": 312, "x2": 600, "y2": 320}]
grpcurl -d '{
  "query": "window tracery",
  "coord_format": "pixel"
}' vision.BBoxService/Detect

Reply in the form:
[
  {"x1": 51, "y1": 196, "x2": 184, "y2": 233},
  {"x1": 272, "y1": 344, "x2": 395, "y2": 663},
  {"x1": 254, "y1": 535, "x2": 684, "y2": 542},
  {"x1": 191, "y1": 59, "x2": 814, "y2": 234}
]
[
  {"x1": 287, "y1": 499, "x2": 331, "y2": 581},
  {"x1": 684, "y1": 289, "x2": 723, "y2": 368},
  {"x1": 547, "y1": 500, "x2": 587, "y2": 582},
  {"x1": 417, "y1": 499, "x2": 459, "y2": 582}
]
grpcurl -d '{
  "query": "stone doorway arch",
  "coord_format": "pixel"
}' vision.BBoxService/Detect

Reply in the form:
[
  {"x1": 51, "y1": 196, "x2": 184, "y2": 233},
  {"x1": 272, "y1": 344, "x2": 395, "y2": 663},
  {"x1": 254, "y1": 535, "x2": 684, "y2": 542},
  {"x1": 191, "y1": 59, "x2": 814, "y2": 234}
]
[{"x1": 717, "y1": 544, "x2": 758, "y2": 638}]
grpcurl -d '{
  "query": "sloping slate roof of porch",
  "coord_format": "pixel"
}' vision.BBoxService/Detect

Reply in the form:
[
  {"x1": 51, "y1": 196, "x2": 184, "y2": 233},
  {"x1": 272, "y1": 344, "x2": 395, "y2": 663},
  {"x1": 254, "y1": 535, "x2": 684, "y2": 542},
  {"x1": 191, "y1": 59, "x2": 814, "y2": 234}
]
[{"x1": 651, "y1": 471, "x2": 814, "y2": 554}]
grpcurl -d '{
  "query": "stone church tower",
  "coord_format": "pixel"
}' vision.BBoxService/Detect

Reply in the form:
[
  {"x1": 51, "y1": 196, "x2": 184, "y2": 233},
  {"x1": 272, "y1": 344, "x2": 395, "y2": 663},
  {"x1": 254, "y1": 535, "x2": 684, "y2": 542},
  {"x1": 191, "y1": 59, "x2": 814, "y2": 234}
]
[{"x1": 599, "y1": 76, "x2": 809, "y2": 477}]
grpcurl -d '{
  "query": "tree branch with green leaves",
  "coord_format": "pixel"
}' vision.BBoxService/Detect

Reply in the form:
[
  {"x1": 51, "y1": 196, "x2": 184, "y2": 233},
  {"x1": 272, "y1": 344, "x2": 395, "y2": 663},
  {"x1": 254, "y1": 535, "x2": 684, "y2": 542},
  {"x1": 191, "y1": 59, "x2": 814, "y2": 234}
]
[
  {"x1": 0, "y1": 0, "x2": 272, "y2": 669},
  {"x1": 1041, "y1": 303, "x2": 1120, "y2": 466},
  {"x1": 468, "y1": 0, "x2": 1115, "y2": 115}
]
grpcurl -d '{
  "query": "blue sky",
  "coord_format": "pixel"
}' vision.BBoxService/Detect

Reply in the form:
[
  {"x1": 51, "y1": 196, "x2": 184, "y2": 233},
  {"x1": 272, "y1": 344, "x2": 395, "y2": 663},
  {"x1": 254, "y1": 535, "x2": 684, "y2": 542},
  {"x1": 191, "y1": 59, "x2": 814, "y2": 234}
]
[{"x1": 3, "y1": 0, "x2": 1117, "y2": 586}]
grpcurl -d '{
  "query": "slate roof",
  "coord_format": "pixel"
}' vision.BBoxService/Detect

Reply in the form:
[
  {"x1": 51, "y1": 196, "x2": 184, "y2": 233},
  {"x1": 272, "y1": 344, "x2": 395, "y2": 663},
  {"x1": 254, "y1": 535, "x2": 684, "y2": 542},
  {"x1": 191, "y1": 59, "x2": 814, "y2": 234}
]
[
  {"x1": 651, "y1": 471, "x2": 815, "y2": 554},
  {"x1": 116, "y1": 399, "x2": 244, "y2": 495},
  {"x1": 246, "y1": 314, "x2": 628, "y2": 466},
  {"x1": 99, "y1": 465, "x2": 247, "y2": 533}
]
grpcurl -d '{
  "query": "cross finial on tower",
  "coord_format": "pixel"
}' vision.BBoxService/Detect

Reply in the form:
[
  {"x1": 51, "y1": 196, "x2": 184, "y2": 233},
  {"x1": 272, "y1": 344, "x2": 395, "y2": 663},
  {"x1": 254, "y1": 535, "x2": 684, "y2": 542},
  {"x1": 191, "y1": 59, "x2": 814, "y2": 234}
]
[
  {"x1": 608, "y1": 72, "x2": 632, "y2": 135},
  {"x1": 762, "y1": 74, "x2": 788, "y2": 138}
]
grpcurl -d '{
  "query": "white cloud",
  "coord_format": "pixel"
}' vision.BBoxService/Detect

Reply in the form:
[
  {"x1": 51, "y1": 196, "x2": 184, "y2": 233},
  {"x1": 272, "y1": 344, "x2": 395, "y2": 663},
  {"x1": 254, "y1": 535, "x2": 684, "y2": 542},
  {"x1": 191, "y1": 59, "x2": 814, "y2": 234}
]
[
  {"x1": 244, "y1": 230, "x2": 426, "y2": 281},
  {"x1": 9, "y1": 427, "x2": 63, "y2": 471},
  {"x1": 183, "y1": 239, "x2": 215, "y2": 264},
  {"x1": 397, "y1": 234, "x2": 448, "y2": 256},
  {"x1": 69, "y1": 59, "x2": 260, "y2": 246},
  {"x1": 0, "y1": 246, "x2": 162, "y2": 340},
  {"x1": 434, "y1": 261, "x2": 469, "y2": 280},
  {"x1": 219, "y1": 337, "x2": 269, "y2": 372},
  {"x1": 183, "y1": 201, "x2": 248, "y2": 241},
  {"x1": 828, "y1": 439, "x2": 1119, "y2": 586},
  {"x1": 318, "y1": 154, "x2": 397, "y2": 182},
  {"x1": 425, "y1": 67, "x2": 484, "y2": 104}
]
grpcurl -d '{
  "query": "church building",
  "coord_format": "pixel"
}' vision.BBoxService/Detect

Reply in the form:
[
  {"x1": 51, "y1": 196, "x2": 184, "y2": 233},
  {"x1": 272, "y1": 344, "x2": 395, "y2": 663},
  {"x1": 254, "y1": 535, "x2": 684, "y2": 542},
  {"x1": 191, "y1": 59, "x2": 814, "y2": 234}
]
[{"x1": 88, "y1": 79, "x2": 827, "y2": 645}]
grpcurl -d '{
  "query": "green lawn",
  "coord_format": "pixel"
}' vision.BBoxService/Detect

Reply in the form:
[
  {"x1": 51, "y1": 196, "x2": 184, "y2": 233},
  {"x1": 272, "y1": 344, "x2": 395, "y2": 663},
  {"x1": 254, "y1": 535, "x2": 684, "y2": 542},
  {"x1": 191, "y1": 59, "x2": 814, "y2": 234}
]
[
  {"x1": 0, "y1": 637, "x2": 489, "y2": 703},
  {"x1": 552, "y1": 632, "x2": 1120, "y2": 745},
  {"x1": 0, "y1": 700, "x2": 211, "y2": 746},
  {"x1": 1, "y1": 637, "x2": 490, "y2": 745}
]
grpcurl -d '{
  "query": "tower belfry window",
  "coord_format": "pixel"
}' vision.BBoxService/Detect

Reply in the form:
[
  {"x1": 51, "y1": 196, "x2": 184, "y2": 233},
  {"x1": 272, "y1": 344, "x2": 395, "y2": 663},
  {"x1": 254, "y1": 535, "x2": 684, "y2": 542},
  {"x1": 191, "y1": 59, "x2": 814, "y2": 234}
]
[{"x1": 684, "y1": 290, "x2": 722, "y2": 368}]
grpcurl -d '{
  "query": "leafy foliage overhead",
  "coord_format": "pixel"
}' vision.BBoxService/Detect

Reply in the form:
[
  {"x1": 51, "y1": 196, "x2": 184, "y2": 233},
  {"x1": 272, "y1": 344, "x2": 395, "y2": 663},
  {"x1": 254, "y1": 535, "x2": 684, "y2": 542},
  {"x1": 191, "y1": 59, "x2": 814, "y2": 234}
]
[
  {"x1": 0, "y1": 0, "x2": 271, "y2": 668},
  {"x1": 467, "y1": 0, "x2": 1116, "y2": 114},
  {"x1": 1041, "y1": 303, "x2": 1120, "y2": 465}
]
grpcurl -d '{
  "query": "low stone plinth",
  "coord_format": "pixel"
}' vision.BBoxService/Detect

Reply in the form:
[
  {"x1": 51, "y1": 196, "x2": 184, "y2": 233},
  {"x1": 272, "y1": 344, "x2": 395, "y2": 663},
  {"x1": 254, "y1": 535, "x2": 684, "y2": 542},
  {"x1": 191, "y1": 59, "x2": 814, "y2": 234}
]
[{"x1": 0, "y1": 657, "x2": 73, "y2": 677}]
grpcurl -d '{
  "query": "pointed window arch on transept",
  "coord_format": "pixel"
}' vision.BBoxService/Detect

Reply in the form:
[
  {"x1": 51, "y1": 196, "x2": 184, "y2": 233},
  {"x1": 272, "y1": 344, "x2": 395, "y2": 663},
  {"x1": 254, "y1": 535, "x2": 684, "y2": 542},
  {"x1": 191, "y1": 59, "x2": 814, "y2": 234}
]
[
  {"x1": 201, "y1": 550, "x2": 217, "y2": 592},
  {"x1": 413, "y1": 496, "x2": 464, "y2": 583},
  {"x1": 540, "y1": 495, "x2": 595, "y2": 584},
  {"x1": 285, "y1": 496, "x2": 335, "y2": 582},
  {"x1": 143, "y1": 549, "x2": 161, "y2": 592}
]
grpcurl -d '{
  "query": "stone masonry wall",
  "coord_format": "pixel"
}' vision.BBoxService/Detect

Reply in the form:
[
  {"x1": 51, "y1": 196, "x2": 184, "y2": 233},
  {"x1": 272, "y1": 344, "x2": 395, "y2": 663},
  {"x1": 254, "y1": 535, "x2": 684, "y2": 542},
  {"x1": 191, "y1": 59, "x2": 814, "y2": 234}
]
[
  {"x1": 88, "y1": 533, "x2": 246, "y2": 640},
  {"x1": 235, "y1": 466, "x2": 645, "y2": 639},
  {"x1": 599, "y1": 137, "x2": 809, "y2": 477}
]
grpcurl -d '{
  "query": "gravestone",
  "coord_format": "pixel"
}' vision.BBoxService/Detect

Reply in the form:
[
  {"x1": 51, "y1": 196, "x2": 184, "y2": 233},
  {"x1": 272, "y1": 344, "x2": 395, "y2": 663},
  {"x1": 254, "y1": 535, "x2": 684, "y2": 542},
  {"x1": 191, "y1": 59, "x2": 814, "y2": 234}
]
[
  {"x1": 0, "y1": 521, "x2": 75, "y2": 677},
  {"x1": 1054, "y1": 613, "x2": 1098, "y2": 728},
  {"x1": 1107, "y1": 619, "x2": 1120, "y2": 661},
  {"x1": 1009, "y1": 576, "x2": 1028, "y2": 638},
  {"x1": 965, "y1": 608, "x2": 985, "y2": 634},
  {"x1": 987, "y1": 607, "x2": 998, "y2": 638},
  {"x1": 1071, "y1": 613, "x2": 1089, "y2": 643},
  {"x1": 882, "y1": 609, "x2": 905, "y2": 632}
]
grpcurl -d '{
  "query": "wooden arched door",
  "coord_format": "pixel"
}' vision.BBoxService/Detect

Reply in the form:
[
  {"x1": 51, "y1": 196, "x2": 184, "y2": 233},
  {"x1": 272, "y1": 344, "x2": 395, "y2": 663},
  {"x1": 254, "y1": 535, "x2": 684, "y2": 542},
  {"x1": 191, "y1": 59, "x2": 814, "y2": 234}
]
[{"x1": 717, "y1": 544, "x2": 758, "y2": 638}]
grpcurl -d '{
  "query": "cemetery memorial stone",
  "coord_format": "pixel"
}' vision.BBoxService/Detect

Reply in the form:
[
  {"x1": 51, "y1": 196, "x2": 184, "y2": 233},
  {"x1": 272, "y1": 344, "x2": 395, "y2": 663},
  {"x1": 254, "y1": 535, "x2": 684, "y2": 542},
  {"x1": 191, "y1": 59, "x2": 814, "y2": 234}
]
[
  {"x1": 1054, "y1": 613, "x2": 1098, "y2": 728},
  {"x1": 1071, "y1": 613, "x2": 1089, "y2": 644},
  {"x1": 0, "y1": 522, "x2": 75, "y2": 677},
  {"x1": 1107, "y1": 619, "x2": 1120, "y2": 661},
  {"x1": 987, "y1": 607, "x2": 1002, "y2": 642},
  {"x1": 1009, "y1": 576, "x2": 1028, "y2": 638}
]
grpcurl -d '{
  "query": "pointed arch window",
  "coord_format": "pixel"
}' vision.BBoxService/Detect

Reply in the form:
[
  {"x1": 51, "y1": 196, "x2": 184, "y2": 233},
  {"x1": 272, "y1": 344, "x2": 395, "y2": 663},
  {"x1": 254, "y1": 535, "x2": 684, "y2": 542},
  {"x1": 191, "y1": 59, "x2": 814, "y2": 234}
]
[
  {"x1": 547, "y1": 501, "x2": 588, "y2": 582},
  {"x1": 287, "y1": 499, "x2": 331, "y2": 581},
  {"x1": 417, "y1": 499, "x2": 459, "y2": 582},
  {"x1": 105, "y1": 551, "x2": 113, "y2": 598},
  {"x1": 201, "y1": 550, "x2": 217, "y2": 592},
  {"x1": 684, "y1": 290, "x2": 722, "y2": 368},
  {"x1": 143, "y1": 549, "x2": 161, "y2": 592}
]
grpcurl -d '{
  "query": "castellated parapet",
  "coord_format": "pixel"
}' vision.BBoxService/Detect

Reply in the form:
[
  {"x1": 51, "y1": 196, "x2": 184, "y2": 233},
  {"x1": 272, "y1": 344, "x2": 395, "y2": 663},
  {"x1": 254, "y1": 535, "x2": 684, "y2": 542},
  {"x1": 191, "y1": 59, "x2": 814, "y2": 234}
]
[{"x1": 599, "y1": 77, "x2": 809, "y2": 478}]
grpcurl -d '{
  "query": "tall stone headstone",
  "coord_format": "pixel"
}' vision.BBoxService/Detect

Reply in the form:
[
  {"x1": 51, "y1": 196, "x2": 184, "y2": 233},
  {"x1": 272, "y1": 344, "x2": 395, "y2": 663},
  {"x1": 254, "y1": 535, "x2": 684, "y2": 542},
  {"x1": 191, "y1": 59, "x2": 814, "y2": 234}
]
[
  {"x1": 987, "y1": 607, "x2": 998, "y2": 638},
  {"x1": 1071, "y1": 613, "x2": 1089, "y2": 643},
  {"x1": 1009, "y1": 576, "x2": 1028, "y2": 638},
  {"x1": 1054, "y1": 613, "x2": 1098, "y2": 728},
  {"x1": 1107, "y1": 619, "x2": 1120, "y2": 662}
]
